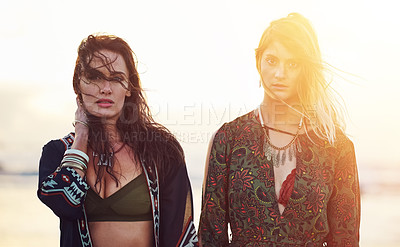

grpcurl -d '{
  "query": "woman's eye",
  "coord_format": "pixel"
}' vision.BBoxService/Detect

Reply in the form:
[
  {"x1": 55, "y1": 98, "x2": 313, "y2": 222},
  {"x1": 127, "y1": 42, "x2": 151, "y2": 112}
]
[
  {"x1": 288, "y1": 61, "x2": 298, "y2": 69},
  {"x1": 266, "y1": 57, "x2": 276, "y2": 65},
  {"x1": 88, "y1": 75, "x2": 101, "y2": 81},
  {"x1": 86, "y1": 71, "x2": 102, "y2": 82},
  {"x1": 112, "y1": 77, "x2": 124, "y2": 83}
]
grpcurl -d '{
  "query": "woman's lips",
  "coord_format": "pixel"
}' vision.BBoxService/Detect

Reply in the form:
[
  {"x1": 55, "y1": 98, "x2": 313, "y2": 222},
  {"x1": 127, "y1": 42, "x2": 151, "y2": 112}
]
[
  {"x1": 96, "y1": 99, "x2": 114, "y2": 108},
  {"x1": 271, "y1": 83, "x2": 288, "y2": 90}
]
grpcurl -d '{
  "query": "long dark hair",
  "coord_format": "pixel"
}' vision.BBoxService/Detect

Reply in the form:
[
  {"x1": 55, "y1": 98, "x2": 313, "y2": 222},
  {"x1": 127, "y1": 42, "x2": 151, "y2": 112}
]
[{"x1": 73, "y1": 34, "x2": 184, "y2": 189}]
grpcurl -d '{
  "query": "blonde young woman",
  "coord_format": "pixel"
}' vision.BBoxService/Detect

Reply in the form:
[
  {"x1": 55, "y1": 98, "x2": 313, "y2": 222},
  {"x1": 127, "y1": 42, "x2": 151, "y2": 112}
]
[
  {"x1": 38, "y1": 34, "x2": 198, "y2": 247},
  {"x1": 199, "y1": 13, "x2": 360, "y2": 246}
]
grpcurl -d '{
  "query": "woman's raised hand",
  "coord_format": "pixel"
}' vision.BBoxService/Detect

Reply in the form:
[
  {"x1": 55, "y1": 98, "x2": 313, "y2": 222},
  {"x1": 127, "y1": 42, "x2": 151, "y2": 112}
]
[
  {"x1": 71, "y1": 97, "x2": 89, "y2": 152},
  {"x1": 74, "y1": 97, "x2": 89, "y2": 131}
]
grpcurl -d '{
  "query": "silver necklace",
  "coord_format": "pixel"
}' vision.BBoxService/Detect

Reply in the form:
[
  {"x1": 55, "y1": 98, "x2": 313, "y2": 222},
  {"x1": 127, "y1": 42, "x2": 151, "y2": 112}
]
[
  {"x1": 93, "y1": 143, "x2": 124, "y2": 167},
  {"x1": 93, "y1": 152, "x2": 114, "y2": 167},
  {"x1": 258, "y1": 106, "x2": 303, "y2": 167}
]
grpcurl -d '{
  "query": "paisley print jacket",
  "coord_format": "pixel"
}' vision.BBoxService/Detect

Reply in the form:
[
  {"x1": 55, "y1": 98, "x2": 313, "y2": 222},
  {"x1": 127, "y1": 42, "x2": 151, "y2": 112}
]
[{"x1": 199, "y1": 111, "x2": 360, "y2": 246}]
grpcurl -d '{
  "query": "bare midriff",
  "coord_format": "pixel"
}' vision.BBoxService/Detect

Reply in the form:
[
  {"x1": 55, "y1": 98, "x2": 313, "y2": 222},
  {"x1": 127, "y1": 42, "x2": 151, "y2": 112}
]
[{"x1": 88, "y1": 221, "x2": 153, "y2": 247}]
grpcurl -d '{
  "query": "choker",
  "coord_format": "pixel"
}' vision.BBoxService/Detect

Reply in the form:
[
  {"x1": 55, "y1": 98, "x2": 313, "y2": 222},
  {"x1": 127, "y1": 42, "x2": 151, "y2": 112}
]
[{"x1": 258, "y1": 106, "x2": 303, "y2": 167}]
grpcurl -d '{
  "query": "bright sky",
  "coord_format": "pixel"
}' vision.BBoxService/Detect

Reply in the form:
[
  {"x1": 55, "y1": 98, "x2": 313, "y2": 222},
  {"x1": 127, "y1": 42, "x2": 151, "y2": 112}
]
[{"x1": 1, "y1": 0, "x2": 400, "y2": 175}]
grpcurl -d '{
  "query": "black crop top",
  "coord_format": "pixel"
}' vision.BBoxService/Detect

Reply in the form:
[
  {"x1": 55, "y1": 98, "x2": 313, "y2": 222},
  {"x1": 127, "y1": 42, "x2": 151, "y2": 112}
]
[{"x1": 85, "y1": 173, "x2": 153, "y2": 222}]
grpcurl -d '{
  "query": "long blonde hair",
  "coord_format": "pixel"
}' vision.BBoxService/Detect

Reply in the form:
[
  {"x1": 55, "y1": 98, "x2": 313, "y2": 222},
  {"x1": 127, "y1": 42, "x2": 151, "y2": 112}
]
[{"x1": 255, "y1": 13, "x2": 345, "y2": 144}]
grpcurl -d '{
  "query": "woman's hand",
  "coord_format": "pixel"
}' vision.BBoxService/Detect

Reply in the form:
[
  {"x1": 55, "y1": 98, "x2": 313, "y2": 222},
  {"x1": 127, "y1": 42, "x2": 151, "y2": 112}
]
[
  {"x1": 71, "y1": 97, "x2": 89, "y2": 152},
  {"x1": 70, "y1": 97, "x2": 90, "y2": 177},
  {"x1": 74, "y1": 97, "x2": 89, "y2": 131}
]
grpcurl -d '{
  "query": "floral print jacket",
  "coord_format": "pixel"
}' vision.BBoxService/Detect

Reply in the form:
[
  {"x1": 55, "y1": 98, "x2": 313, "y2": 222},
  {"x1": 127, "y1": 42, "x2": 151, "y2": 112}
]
[{"x1": 199, "y1": 111, "x2": 360, "y2": 246}]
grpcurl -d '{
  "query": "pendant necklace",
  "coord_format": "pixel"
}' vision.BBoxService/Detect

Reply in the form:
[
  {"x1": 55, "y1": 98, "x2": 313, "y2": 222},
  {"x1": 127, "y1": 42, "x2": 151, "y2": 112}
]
[
  {"x1": 93, "y1": 143, "x2": 125, "y2": 167},
  {"x1": 258, "y1": 105, "x2": 303, "y2": 167}
]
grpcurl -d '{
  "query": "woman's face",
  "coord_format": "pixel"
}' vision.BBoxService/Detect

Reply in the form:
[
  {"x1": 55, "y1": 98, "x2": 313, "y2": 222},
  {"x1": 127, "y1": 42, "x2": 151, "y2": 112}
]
[
  {"x1": 79, "y1": 50, "x2": 131, "y2": 122},
  {"x1": 260, "y1": 41, "x2": 301, "y2": 104}
]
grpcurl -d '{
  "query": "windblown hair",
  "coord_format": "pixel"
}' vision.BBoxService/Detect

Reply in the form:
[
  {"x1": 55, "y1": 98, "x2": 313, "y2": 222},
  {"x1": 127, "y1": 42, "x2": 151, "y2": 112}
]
[
  {"x1": 255, "y1": 13, "x2": 345, "y2": 144},
  {"x1": 73, "y1": 34, "x2": 184, "y2": 189}
]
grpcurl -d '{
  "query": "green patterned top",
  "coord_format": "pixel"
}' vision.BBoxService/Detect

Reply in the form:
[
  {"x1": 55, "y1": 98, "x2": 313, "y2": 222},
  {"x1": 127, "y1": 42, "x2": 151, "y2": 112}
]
[{"x1": 199, "y1": 110, "x2": 360, "y2": 246}]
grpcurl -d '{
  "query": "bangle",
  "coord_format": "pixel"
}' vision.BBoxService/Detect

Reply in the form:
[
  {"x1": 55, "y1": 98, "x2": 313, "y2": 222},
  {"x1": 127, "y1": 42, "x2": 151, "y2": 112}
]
[
  {"x1": 73, "y1": 120, "x2": 89, "y2": 128},
  {"x1": 62, "y1": 156, "x2": 88, "y2": 170},
  {"x1": 63, "y1": 153, "x2": 89, "y2": 167},
  {"x1": 63, "y1": 155, "x2": 88, "y2": 167},
  {"x1": 61, "y1": 162, "x2": 86, "y2": 173},
  {"x1": 65, "y1": 149, "x2": 89, "y2": 163}
]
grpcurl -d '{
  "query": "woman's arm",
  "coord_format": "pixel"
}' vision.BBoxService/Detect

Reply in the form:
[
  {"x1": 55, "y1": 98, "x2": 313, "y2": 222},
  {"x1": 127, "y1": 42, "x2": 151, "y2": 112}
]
[
  {"x1": 199, "y1": 125, "x2": 230, "y2": 246},
  {"x1": 37, "y1": 138, "x2": 90, "y2": 220},
  {"x1": 326, "y1": 137, "x2": 361, "y2": 246},
  {"x1": 37, "y1": 100, "x2": 90, "y2": 220}
]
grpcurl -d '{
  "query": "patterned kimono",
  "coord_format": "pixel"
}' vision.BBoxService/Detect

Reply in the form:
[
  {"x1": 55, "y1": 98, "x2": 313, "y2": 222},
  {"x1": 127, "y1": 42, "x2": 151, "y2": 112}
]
[
  {"x1": 199, "y1": 111, "x2": 360, "y2": 246},
  {"x1": 38, "y1": 133, "x2": 198, "y2": 247}
]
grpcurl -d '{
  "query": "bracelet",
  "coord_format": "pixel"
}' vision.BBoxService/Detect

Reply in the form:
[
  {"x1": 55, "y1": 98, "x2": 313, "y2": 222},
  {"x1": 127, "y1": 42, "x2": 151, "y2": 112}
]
[
  {"x1": 62, "y1": 156, "x2": 88, "y2": 170},
  {"x1": 61, "y1": 162, "x2": 86, "y2": 173},
  {"x1": 72, "y1": 120, "x2": 89, "y2": 128},
  {"x1": 65, "y1": 149, "x2": 89, "y2": 163},
  {"x1": 63, "y1": 155, "x2": 88, "y2": 168},
  {"x1": 63, "y1": 153, "x2": 89, "y2": 165}
]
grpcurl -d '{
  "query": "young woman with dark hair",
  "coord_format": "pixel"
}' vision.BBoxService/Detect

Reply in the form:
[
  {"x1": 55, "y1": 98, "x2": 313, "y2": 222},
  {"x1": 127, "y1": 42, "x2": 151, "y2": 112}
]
[{"x1": 38, "y1": 34, "x2": 198, "y2": 247}]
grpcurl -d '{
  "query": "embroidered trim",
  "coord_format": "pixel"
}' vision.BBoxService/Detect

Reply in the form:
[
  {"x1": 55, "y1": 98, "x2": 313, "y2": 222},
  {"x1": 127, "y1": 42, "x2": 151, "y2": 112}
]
[
  {"x1": 60, "y1": 132, "x2": 75, "y2": 150},
  {"x1": 178, "y1": 216, "x2": 199, "y2": 247},
  {"x1": 141, "y1": 159, "x2": 160, "y2": 247},
  {"x1": 78, "y1": 206, "x2": 92, "y2": 247},
  {"x1": 61, "y1": 133, "x2": 93, "y2": 247}
]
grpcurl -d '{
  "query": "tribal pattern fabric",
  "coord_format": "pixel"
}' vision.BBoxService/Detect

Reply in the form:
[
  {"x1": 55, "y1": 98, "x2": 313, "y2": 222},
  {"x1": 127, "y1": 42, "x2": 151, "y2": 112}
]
[
  {"x1": 39, "y1": 133, "x2": 93, "y2": 246},
  {"x1": 199, "y1": 111, "x2": 360, "y2": 246}
]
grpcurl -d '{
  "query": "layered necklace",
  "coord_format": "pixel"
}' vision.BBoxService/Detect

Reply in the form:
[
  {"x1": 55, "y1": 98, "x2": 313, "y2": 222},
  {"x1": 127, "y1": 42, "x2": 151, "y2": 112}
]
[{"x1": 258, "y1": 106, "x2": 303, "y2": 168}]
